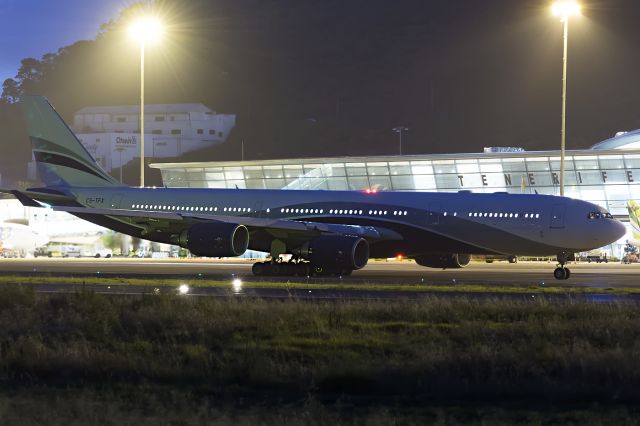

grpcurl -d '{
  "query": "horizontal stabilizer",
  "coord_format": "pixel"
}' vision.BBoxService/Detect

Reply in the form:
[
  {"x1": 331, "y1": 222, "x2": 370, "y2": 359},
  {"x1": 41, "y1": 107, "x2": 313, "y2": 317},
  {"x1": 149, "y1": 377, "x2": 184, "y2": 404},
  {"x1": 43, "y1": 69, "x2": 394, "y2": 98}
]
[{"x1": 0, "y1": 188, "x2": 75, "y2": 207}]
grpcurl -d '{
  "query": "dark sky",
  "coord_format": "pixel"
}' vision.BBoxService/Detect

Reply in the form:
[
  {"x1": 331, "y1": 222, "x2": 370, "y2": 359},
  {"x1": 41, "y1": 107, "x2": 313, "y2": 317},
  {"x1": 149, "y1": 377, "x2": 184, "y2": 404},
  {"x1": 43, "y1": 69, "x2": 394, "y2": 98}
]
[{"x1": 2, "y1": 0, "x2": 640, "y2": 162}]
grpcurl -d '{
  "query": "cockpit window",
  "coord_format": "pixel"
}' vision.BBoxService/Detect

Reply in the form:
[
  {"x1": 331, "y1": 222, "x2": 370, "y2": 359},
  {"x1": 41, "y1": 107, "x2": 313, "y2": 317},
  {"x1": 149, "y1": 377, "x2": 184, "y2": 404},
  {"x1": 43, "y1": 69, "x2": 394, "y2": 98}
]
[{"x1": 588, "y1": 211, "x2": 614, "y2": 220}]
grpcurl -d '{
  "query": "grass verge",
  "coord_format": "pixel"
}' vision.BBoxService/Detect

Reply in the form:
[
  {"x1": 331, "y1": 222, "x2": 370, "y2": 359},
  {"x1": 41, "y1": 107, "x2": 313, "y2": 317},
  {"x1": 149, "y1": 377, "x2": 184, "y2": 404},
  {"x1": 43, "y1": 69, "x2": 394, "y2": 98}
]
[
  {"x1": 0, "y1": 273, "x2": 633, "y2": 295},
  {"x1": 0, "y1": 286, "x2": 638, "y2": 423}
]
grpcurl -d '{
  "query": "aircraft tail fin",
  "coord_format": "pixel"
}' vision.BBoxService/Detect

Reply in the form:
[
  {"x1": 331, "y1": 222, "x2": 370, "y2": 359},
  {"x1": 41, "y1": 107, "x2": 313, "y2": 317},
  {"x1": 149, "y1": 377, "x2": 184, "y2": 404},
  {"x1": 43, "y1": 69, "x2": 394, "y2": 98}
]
[{"x1": 19, "y1": 96, "x2": 124, "y2": 188}]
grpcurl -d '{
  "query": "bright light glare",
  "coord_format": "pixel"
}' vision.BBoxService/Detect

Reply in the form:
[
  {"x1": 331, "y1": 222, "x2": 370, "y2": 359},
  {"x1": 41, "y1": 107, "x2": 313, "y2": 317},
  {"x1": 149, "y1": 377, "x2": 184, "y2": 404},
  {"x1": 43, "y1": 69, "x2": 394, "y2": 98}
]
[
  {"x1": 552, "y1": 1, "x2": 581, "y2": 19},
  {"x1": 128, "y1": 18, "x2": 164, "y2": 44},
  {"x1": 232, "y1": 278, "x2": 243, "y2": 293},
  {"x1": 178, "y1": 284, "x2": 189, "y2": 295}
]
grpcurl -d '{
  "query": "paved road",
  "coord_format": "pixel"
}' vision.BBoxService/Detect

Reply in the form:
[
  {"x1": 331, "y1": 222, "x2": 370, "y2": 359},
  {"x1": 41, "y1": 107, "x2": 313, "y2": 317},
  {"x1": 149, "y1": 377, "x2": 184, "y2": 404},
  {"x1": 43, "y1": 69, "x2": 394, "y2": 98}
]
[{"x1": 0, "y1": 258, "x2": 638, "y2": 287}]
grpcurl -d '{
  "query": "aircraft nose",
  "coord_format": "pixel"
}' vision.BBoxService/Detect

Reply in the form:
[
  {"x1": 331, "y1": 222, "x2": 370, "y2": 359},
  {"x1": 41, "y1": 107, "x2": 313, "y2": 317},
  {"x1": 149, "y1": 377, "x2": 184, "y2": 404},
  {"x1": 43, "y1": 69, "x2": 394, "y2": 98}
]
[
  {"x1": 594, "y1": 218, "x2": 627, "y2": 248},
  {"x1": 611, "y1": 219, "x2": 627, "y2": 242}
]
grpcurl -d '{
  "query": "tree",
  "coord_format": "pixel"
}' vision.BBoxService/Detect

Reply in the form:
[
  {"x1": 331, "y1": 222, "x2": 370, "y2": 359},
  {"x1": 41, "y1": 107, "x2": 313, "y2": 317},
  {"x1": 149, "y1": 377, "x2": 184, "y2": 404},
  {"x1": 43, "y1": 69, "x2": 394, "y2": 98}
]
[{"x1": 1, "y1": 79, "x2": 20, "y2": 103}]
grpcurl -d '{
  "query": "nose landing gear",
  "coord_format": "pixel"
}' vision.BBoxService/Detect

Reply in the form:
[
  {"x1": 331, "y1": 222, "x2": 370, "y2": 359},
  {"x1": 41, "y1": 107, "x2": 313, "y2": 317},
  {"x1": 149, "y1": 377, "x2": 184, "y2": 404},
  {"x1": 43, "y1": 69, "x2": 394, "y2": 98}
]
[{"x1": 553, "y1": 253, "x2": 571, "y2": 280}]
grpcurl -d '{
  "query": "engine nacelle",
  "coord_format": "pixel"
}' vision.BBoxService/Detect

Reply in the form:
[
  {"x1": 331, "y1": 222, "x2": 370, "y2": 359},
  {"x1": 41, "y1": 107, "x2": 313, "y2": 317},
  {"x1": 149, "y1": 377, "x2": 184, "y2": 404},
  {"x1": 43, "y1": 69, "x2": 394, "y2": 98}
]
[
  {"x1": 178, "y1": 222, "x2": 249, "y2": 257},
  {"x1": 414, "y1": 253, "x2": 471, "y2": 269},
  {"x1": 296, "y1": 235, "x2": 369, "y2": 270}
]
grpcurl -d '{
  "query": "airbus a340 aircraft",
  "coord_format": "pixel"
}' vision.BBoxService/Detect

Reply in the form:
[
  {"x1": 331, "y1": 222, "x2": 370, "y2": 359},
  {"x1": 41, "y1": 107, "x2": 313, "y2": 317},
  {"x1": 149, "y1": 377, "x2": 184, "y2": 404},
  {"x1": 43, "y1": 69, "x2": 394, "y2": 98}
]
[{"x1": 2, "y1": 96, "x2": 626, "y2": 279}]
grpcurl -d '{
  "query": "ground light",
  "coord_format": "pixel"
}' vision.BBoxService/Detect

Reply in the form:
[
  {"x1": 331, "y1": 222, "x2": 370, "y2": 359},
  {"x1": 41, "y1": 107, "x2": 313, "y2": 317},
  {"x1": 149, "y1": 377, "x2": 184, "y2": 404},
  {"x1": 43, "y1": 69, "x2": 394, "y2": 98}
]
[
  {"x1": 232, "y1": 278, "x2": 243, "y2": 294},
  {"x1": 178, "y1": 284, "x2": 189, "y2": 295}
]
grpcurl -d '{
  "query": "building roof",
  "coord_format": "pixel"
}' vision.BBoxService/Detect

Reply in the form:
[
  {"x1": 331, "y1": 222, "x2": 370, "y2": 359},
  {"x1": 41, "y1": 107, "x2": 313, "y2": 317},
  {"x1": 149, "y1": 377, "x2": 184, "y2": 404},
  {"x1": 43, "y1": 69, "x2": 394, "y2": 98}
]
[
  {"x1": 75, "y1": 103, "x2": 213, "y2": 115},
  {"x1": 149, "y1": 147, "x2": 640, "y2": 170},
  {"x1": 590, "y1": 129, "x2": 640, "y2": 150}
]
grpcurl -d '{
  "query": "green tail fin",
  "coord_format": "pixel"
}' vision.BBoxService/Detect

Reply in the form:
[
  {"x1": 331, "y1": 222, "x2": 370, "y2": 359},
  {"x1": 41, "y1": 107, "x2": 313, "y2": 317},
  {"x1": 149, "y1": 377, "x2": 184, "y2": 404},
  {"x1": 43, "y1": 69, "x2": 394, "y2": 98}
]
[{"x1": 20, "y1": 95, "x2": 123, "y2": 188}]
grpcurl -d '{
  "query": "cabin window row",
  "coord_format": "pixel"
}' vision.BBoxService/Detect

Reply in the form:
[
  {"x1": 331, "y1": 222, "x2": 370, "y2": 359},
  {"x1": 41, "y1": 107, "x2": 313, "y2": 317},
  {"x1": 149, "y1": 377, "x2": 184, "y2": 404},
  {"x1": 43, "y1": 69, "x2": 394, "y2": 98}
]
[
  {"x1": 280, "y1": 208, "x2": 324, "y2": 214},
  {"x1": 467, "y1": 212, "x2": 540, "y2": 219},
  {"x1": 130, "y1": 204, "x2": 252, "y2": 213}
]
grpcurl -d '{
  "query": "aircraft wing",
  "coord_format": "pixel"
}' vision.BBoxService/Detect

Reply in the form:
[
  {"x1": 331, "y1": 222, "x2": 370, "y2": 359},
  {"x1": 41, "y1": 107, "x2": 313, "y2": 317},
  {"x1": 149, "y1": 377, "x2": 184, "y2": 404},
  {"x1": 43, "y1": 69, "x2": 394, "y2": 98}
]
[{"x1": 50, "y1": 205, "x2": 403, "y2": 242}]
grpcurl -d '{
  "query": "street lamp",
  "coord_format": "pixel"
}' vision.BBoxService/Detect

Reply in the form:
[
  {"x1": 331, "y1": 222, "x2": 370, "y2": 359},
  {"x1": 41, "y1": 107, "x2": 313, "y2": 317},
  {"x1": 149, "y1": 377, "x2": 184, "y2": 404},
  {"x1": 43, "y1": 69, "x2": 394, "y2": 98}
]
[
  {"x1": 392, "y1": 126, "x2": 409, "y2": 156},
  {"x1": 114, "y1": 146, "x2": 126, "y2": 183},
  {"x1": 552, "y1": 1, "x2": 581, "y2": 196},
  {"x1": 129, "y1": 17, "x2": 164, "y2": 188}
]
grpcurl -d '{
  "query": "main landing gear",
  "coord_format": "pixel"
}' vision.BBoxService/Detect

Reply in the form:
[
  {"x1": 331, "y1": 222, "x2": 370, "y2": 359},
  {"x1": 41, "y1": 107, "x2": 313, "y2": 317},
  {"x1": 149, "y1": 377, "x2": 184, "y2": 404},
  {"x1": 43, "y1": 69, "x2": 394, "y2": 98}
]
[
  {"x1": 553, "y1": 253, "x2": 571, "y2": 280},
  {"x1": 252, "y1": 260, "x2": 352, "y2": 277}
]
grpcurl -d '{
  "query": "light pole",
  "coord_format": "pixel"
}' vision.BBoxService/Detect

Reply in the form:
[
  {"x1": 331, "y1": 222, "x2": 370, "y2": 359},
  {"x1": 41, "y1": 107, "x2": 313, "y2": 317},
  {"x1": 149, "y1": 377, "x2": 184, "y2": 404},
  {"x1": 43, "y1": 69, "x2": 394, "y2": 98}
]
[
  {"x1": 115, "y1": 146, "x2": 125, "y2": 183},
  {"x1": 552, "y1": 1, "x2": 580, "y2": 196},
  {"x1": 392, "y1": 126, "x2": 408, "y2": 156},
  {"x1": 129, "y1": 17, "x2": 164, "y2": 188}
]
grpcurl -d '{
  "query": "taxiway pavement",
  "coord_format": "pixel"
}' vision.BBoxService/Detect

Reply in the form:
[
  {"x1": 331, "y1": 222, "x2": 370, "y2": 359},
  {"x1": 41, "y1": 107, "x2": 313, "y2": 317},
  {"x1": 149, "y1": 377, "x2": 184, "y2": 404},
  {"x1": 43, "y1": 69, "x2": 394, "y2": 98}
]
[{"x1": 0, "y1": 258, "x2": 638, "y2": 288}]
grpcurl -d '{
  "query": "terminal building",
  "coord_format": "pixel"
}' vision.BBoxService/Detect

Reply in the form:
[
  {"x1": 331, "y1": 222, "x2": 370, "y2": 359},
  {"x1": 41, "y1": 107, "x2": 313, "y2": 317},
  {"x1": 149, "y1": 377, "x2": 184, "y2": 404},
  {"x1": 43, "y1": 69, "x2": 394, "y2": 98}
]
[{"x1": 150, "y1": 130, "x2": 640, "y2": 258}]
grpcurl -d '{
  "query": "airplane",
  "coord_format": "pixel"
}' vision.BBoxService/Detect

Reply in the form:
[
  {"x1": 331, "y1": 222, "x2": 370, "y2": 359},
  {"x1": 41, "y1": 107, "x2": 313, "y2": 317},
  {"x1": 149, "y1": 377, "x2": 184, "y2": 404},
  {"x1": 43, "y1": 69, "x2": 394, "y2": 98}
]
[
  {"x1": 0, "y1": 219, "x2": 49, "y2": 257},
  {"x1": 1, "y1": 96, "x2": 626, "y2": 279}
]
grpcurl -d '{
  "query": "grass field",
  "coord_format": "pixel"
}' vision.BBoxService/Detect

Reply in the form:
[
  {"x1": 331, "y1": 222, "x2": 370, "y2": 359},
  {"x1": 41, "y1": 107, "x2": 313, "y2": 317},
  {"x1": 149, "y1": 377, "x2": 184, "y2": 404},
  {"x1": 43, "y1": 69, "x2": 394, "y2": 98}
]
[
  {"x1": 0, "y1": 273, "x2": 637, "y2": 295},
  {"x1": 0, "y1": 285, "x2": 639, "y2": 424}
]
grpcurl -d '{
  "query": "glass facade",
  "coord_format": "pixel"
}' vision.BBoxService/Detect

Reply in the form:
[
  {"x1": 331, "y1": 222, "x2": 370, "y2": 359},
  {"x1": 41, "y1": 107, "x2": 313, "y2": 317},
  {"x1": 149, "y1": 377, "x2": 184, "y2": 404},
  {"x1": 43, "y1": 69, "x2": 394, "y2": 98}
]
[{"x1": 151, "y1": 149, "x2": 640, "y2": 219}]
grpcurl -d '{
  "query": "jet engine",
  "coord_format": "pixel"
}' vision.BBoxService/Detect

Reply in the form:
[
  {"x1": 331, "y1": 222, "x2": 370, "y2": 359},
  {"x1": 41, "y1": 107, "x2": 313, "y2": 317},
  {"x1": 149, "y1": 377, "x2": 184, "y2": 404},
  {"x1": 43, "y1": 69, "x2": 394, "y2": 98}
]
[
  {"x1": 414, "y1": 253, "x2": 471, "y2": 269},
  {"x1": 177, "y1": 222, "x2": 249, "y2": 257},
  {"x1": 296, "y1": 235, "x2": 369, "y2": 271}
]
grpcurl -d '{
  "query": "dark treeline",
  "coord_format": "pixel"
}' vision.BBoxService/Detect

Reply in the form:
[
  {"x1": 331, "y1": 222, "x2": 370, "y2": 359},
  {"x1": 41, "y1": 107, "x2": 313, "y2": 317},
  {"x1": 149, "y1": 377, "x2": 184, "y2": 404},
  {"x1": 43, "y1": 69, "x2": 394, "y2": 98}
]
[{"x1": 1, "y1": 0, "x2": 640, "y2": 185}]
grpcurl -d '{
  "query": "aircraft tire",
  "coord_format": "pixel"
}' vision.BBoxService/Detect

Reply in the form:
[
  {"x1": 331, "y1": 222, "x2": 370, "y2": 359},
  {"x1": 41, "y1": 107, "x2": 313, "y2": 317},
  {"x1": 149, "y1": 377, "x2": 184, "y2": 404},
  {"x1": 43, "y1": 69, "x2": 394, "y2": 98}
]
[
  {"x1": 271, "y1": 263, "x2": 281, "y2": 276},
  {"x1": 553, "y1": 267, "x2": 567, "y2": 280},
  {"x1": 252, "y1": 262, "x2": 266, "y2": 276},
  {"x1": 564, "y1": 268, "x2": 571, "y2": 280}
]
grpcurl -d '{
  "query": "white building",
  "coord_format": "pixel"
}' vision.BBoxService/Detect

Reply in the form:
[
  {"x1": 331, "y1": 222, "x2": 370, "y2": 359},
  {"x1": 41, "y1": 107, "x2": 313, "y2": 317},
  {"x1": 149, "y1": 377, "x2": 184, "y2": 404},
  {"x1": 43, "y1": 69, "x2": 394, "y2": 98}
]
[{"x1": 28, "y1": 103, "x2": 236, "y2": 180}]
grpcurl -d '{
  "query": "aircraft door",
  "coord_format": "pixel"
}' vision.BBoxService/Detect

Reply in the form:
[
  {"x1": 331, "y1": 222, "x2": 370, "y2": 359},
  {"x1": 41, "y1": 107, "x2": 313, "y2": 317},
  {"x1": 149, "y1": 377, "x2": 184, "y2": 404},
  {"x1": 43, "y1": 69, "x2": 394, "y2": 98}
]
[
  {"x1": 550, "y1": 204, "x2": 566, "y2": 229},
  {"x1": 428, "y1": 203, "x2": 441, "y2": 225},
  {"x1": 110, "y1": 193, "x2": 124, "y2": 209},
  {"x1": 253, "y1": 201, "x2": 263, "y2": 218}
]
